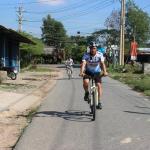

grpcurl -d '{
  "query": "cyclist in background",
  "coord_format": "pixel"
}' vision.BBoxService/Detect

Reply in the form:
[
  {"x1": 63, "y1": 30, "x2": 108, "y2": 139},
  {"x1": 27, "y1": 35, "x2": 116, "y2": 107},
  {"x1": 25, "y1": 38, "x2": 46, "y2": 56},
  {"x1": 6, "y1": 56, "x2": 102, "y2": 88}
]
[
  {"x1": 79, "y1": 42, "x2": 108, "y2": 109},
  {"x1": 65, "y1": 57, "x2": 74, "y2": 76}
]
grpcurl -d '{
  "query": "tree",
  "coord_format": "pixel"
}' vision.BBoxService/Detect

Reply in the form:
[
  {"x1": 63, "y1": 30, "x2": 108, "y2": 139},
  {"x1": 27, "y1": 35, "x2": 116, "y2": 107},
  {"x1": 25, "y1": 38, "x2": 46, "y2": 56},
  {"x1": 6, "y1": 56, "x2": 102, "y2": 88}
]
[
  {"x1": 104, "y1": 10, "x2": 120, "y2": 31},
  {"x1": 19, "y1": 32, "x2": 44, "y2": 67},
  {"x1": 64, "y1": 35, "x2": 87, "y2": 62},
  {"x1": 92, "y1": 29, "x2": 119, "y2": 47},
  {"x1": 41, "y1": 15, "x2": 67, "y2": 48},
  {"x1": 20, "y1": 32, "x2": 44, "y2": 55},
  {"x1": 103, "y1": 0, "x2": 150, "y2": 51},
  {"x1": 126, "y1": 0, "x2": 150, "y2": 45}
]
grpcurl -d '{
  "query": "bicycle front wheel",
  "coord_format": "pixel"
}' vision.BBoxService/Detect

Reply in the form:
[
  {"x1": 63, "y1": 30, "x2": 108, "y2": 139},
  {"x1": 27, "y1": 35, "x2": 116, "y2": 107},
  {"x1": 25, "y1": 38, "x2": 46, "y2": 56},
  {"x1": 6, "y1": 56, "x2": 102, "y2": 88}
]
[{"x1": 91, "y1": 91, "x2": 96, "y2": 121}]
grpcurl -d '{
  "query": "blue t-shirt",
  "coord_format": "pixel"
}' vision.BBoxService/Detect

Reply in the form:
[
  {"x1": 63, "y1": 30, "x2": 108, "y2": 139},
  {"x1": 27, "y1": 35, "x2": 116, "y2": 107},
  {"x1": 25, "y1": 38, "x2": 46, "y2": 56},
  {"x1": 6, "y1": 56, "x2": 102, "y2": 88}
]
[{"x1": 82, "y1": 52, "x2": 104, "y2": 74}]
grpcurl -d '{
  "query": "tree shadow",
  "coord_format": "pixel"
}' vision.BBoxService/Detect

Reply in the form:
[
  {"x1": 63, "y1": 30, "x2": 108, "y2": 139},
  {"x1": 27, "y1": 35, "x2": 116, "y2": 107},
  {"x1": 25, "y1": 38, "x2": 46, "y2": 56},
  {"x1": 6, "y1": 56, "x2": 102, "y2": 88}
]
[
  {"x1": 57, "y1": 77, "x2": 81, "y2": 80},
  {"x1": 56, "y1": 64, "x2": 80, "y2": 68},
  {"x1": 124, "y1": 110, "x2": 150, "y2": 115},
  {"x1": 56, "y1": 66, "x2": 66, "y2": 69},
  {"x1": 135, "y1": 105, "x2": 150, "y2": 110},
  {"x1": 35, "y1": 110, "x2": 93, "y2": 122}
]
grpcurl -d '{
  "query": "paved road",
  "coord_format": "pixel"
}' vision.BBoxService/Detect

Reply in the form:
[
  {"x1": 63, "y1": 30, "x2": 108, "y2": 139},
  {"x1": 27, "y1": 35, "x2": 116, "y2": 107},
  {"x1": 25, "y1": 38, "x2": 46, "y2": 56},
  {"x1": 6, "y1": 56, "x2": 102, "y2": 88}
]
[{"x1": 14, "y1": 65, "x2": 150, "y2": 150}]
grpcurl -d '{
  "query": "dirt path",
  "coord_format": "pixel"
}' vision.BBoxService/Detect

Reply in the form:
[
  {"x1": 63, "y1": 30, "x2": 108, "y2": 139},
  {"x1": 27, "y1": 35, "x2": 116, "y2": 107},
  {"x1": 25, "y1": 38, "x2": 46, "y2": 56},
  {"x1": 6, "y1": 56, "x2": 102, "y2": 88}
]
[{"x1": 0, "y1": 66, "x2": 63, "y2": 150}]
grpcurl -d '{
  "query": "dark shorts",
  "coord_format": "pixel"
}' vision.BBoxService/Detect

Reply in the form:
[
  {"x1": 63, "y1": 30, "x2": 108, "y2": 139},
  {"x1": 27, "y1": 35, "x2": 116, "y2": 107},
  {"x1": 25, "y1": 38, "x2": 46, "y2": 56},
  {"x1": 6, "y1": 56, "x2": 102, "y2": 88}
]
[{"x1": 83, "y1": 71, "x2": 102, "y2": 83}]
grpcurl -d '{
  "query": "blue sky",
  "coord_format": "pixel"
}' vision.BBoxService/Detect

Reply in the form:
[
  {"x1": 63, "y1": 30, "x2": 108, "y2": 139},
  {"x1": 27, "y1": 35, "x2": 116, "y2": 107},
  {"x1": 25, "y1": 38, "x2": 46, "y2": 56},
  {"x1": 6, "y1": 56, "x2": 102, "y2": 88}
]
[{"x1": 0, "y1": 0, "x2": 150, "y2": 38}]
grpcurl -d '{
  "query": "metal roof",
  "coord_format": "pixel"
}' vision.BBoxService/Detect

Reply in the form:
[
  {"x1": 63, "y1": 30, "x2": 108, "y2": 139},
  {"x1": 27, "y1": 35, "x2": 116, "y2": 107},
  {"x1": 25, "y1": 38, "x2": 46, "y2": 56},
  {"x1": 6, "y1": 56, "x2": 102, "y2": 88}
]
[
  {"x1": 43, "y1": 46, "x2": 56, "y2": 54},
  {"x1": 138, "y1": 48, "x2": 150, "y2": 53},
  {"x1": 0, "y1": 25, "x2": 35, "y2": 44}
]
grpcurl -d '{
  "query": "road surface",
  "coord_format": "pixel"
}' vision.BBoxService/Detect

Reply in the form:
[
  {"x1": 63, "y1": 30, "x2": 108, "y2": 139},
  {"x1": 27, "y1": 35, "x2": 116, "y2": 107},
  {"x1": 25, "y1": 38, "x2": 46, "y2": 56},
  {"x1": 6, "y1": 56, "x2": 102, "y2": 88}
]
[{"x1": 14, "y1": 65, "x2": 150, "y2": 150}]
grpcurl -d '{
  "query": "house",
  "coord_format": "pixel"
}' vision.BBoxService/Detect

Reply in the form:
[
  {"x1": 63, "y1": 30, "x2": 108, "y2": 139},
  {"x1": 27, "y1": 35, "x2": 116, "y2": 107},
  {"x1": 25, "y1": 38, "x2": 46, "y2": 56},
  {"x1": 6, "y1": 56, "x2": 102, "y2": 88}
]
[
  {"x1": 42, "y1": 46, "x2": 64, "y2": 64},
  {"x1": 137, "y1": 48, "x2": 150, "y2": 63},
  {"x1": 137, "y1": 48, "x2": 150, "y2": 74},
  {"x1": 0, "y1": 25, "x2": 34, "y2": 72}
]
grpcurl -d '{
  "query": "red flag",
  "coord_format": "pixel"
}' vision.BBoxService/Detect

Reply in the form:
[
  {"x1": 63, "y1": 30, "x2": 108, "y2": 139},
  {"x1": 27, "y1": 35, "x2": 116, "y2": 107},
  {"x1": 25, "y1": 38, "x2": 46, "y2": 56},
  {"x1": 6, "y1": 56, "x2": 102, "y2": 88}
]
[{"x1": 130, "y1": 41, "x2": 138, "y2": 60}]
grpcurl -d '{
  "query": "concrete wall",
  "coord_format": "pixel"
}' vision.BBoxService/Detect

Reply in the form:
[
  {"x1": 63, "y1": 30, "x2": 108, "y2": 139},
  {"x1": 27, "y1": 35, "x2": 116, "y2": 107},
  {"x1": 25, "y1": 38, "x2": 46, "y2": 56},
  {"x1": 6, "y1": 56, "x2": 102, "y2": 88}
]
[{"x1": 143, "y1": 63, "x2": 150, "y2": 74}]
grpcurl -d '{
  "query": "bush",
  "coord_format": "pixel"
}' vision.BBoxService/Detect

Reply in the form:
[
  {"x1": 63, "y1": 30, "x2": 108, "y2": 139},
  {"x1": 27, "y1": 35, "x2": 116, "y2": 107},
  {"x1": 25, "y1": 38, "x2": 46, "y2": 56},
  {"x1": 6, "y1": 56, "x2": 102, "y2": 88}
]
[
  {"x1": 144, "y1": 90, "x2": 150, "y2": 96},
  {"x1": 109, "y1": 67, "x2": 150, "y2": 96},
  {"x1": 133, "y1": 78, "x2": 150, "y2": 91}
]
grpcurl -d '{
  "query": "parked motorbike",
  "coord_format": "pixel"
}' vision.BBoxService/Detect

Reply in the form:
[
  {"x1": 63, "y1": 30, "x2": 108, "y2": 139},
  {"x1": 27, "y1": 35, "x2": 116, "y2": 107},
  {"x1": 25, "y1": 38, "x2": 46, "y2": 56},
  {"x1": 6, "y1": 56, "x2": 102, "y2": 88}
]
[
  {"x1": 6, "y1": 67, "x2": 18, "y2": 80},
  {"x1": 0, "y1": 59, "x2": 18, "y2": 80}
]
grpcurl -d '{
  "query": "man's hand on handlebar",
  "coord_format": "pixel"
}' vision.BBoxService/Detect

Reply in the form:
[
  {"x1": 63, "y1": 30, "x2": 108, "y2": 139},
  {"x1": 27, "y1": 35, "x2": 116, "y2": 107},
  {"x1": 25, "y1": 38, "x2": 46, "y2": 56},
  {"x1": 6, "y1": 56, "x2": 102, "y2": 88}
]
[
  {"x1": 103, "y1": 71, "x2": 108, "y2": 76},
  {"x1": 79, "y1": 71, "x2": 108, "y2": 77},
  {"x1": 100, "y1": 71, "x2": 108, "y2": 77},
  {"x1": 79, "y1": 72, "x2": 85, "y2": 77}
]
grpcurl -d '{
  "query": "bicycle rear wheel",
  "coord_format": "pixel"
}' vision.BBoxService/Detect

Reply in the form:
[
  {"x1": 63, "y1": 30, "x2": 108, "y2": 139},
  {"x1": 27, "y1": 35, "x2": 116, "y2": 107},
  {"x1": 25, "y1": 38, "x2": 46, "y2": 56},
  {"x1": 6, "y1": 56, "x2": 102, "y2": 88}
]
[{"x1": 67, "y1": 69, "x2": 71, "y2": 79}]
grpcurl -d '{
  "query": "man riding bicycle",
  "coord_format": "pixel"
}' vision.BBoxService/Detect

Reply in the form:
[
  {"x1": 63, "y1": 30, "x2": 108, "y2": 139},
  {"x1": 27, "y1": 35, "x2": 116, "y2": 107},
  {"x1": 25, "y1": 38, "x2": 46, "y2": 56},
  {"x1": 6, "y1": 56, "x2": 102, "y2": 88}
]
[
  {"x1": 79, "y1": 42, "x2": 108, "y2": 109},
  {"x1": 65, "y1": 57, "x2": 74, "y2": 76}
]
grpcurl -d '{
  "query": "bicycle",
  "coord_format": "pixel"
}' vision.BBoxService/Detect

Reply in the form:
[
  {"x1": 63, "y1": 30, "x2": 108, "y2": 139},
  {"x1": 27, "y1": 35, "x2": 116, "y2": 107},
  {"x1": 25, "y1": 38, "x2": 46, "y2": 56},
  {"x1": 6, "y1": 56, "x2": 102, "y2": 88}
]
[
  {"x1": 80, "y1": 73, "x2": 105, "y2": 121},
  {"x1": 66, "y1": 65, "x2": 73, "y2": 79}
]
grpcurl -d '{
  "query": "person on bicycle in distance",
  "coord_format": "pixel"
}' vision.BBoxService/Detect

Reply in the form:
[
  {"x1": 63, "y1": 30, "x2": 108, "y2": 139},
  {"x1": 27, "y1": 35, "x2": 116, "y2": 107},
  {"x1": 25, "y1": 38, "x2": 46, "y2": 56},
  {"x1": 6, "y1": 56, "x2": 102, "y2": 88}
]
[
  {"x1": 65, "y1": 57, "x2": 74, "y2": 75},
  {"x1": 79, "y1": 42, "x2": 108, "y2": 109}
]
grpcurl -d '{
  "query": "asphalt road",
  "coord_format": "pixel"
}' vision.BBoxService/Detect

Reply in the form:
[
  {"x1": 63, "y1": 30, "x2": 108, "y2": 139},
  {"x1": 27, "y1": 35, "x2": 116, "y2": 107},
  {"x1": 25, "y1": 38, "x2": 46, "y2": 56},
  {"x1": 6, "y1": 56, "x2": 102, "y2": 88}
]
[{"x1": 14, "y1": 65, "x2": 150, "y2": 150}]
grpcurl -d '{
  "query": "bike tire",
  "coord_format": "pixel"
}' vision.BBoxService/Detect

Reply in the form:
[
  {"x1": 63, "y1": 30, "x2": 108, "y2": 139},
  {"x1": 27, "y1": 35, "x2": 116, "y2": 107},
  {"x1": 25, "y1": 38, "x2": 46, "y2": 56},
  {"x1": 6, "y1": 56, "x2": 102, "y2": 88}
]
[
  {"x1": 9, "y1": 72, "x2": 17, "y2": 80},
  {"x1": 95, "y1": 87, "x2": 98, "y2": 106},
  {"x1": 68, "y1": 70, "x2": 71, "y2": 79},
  {"x1": 91, "y1": 91, "x2": 96, "y2": 121}
]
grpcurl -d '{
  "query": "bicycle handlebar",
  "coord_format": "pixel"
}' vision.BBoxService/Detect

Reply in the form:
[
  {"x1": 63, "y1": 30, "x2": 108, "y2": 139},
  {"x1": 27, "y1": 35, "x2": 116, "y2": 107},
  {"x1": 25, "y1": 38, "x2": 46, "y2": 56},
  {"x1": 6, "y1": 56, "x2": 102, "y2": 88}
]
[{"x1": 79, "y1": 72, "x2": 107, "y2": 78}]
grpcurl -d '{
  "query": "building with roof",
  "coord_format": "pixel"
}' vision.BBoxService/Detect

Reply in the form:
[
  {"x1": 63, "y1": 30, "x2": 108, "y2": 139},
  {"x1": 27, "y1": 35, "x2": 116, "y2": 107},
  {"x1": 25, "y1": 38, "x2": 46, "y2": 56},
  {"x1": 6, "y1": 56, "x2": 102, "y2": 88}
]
[{"x1": 0, "y1": 25, "x2": 34, "y2": 72}]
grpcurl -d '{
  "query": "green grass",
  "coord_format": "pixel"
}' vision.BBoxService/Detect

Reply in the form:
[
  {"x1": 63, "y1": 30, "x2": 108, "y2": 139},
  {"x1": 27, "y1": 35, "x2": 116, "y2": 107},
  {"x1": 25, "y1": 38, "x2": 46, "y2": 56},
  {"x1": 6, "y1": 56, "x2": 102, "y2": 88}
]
[
  {"x1": 0, "y1": 83, "x2": 36, "y2": 91},
  {"x1": 27, "y1": 65, "x2": 52, "y2": 72},
  {"x1": 108, "y1": 65, "x2": 150, "y2": 96}
]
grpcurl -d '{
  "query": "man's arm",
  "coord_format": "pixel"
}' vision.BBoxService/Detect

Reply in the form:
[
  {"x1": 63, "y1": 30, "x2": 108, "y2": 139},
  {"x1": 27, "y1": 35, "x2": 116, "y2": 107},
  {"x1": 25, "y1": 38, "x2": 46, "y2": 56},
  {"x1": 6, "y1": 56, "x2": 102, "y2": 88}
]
[
  {"x1": 100, "y1": 61, "x2": 108, "y2": 76},
  {"x1": 79, "y1": 61, "x2": 86, "y2": 76}
]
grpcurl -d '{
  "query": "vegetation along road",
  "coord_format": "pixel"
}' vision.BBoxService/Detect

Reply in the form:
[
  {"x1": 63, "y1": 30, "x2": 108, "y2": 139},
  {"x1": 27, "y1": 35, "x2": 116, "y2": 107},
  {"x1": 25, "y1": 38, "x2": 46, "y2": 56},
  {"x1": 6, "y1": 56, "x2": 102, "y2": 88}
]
[{"x1": 14, "y1": 65, "x2": 150, "y2": 150}]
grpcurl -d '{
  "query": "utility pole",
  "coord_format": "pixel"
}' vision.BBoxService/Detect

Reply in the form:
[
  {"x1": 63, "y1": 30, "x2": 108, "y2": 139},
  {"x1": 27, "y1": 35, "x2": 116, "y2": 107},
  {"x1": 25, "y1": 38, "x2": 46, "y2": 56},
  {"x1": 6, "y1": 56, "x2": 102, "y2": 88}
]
[
  {"x1": 119, "y1": 0, "x2": 126, "y2": 65},
  {"x1": 16, "y1": 4, "x2": 24, "y2": 32}
]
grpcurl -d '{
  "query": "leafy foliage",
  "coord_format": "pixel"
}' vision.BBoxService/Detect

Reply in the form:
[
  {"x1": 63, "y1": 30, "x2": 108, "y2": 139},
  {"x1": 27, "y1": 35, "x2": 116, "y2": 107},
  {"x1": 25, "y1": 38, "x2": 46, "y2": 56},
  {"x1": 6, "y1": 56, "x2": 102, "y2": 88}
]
[
  {"x1": 93, "y1": 29, "x2": 119, "y2": 46},
  {"x1": 20, "y1": 32, "x2": 44, "y2": 55},
  {"x1": 108, "y1": 65, "x2": 150, "y2": 96},
  {"x1": 64, "y1": 36, "x2": 87, "y2": 62},
  {"x1": 41, "y1": 14, "x2": 67, "y2": 48},
  {"x1": 105, "y1": 10, "x2": 120, "y2": 31},
  {"x1": 103, "y1": 0, "x2": 150, "y2": 46},
  {"x1": 126, "y1": 1, "x2": 150, "y2": 44}
]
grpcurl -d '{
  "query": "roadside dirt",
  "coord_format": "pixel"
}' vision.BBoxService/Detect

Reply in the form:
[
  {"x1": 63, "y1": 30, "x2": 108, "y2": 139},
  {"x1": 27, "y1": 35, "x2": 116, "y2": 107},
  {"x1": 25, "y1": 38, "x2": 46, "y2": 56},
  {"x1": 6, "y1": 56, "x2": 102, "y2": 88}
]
[{"x1": 0, "y1": 66, "x2": 63, "y2": 150}]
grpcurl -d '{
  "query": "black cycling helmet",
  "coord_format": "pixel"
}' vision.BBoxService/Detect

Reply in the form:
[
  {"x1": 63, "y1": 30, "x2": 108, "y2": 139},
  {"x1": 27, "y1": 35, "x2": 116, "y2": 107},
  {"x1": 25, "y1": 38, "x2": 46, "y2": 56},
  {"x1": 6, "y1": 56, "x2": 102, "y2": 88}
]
[{"x1": 89, "y1": 41, "x2": 97, "y2": 48}]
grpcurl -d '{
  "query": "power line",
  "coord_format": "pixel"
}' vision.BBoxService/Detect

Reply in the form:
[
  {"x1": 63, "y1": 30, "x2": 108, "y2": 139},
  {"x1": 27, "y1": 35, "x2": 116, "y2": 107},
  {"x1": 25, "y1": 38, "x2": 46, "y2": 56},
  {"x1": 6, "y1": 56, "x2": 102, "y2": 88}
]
[
  {"x1": 25, "y1": 0, "x2": 113, "y2": 22},
  {"x1": 12, "y1": 0, "x2": 116, "y2": 37},
  {"x1": 22, "y1": 0, "x2": 113, "y2": 23},
  {"x1": 0, "y1": 0, "x2": 53, "y2": 6},
  {"x1": 142, "y1": 4, "x2": 150, "y2": 9},
  {"x1": 25, "y1": 0, "x2": 103, "y2": 14},
  {"x1": 57, "y1": 1, "x2": 113, "y2": 20}
]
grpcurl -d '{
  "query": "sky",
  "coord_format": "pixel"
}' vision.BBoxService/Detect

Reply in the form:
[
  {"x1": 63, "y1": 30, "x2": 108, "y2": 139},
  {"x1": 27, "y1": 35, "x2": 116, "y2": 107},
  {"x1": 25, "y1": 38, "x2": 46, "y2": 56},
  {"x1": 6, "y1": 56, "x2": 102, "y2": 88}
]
[{"x1": 0, "y1": 0, "x2": 150, "y2": 38}]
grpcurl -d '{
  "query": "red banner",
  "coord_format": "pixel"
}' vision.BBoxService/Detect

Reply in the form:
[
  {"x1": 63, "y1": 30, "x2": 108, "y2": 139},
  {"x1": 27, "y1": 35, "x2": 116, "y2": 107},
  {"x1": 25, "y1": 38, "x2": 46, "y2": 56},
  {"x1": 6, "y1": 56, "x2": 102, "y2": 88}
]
[{"x1": 130, "y1": 41, "x2": 138, "y2": 60}]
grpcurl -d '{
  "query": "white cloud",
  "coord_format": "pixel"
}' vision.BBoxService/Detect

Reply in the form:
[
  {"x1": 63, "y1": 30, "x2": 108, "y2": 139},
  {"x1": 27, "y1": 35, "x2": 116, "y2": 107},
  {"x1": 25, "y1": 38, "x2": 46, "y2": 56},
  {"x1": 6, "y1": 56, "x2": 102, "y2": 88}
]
[{"x1": 39, "y1": 0, "x2": 65, "y2": 5}]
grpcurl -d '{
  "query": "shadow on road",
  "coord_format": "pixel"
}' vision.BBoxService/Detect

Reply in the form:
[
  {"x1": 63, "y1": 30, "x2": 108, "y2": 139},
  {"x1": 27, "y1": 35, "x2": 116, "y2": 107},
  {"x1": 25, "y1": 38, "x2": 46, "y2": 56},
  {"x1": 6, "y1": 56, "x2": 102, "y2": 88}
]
[
  {"x1": 56, "y1": 64, "x2": 80, "y2": 68},
  {"x1": 124, "y1": 110, "x2": 150, "y2": 115},
  {"x1": 35, "y1": 110, "x2": 93, "y2": 122},
  {"x1": 57, "y1": 77, "x2": 81, "y2": 80},
  {"x1": 135, "y1": 105, "x2": 150, "y2": 110}
]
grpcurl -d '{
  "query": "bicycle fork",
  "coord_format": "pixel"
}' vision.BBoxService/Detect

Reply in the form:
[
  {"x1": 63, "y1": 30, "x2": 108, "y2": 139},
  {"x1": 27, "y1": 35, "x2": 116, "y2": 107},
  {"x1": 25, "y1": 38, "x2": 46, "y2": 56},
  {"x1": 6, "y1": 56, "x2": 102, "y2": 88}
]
[{"x1": 90, "y1": 85, "x2": 98, "y2": 106}]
